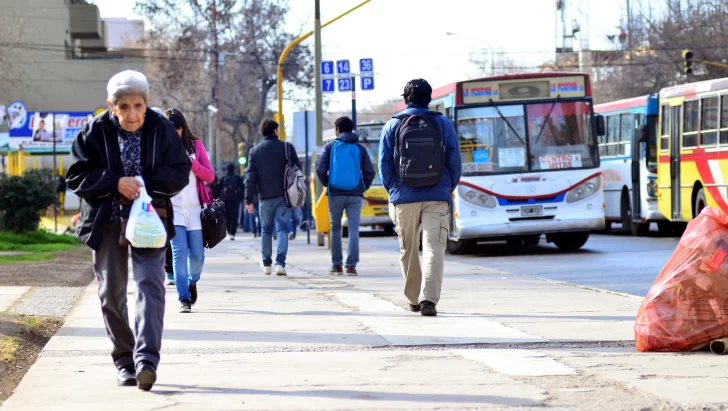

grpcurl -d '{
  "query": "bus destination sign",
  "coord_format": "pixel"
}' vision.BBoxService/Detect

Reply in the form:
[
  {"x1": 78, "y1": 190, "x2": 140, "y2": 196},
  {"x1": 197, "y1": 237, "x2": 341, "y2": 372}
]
[{"x1": 461, "y1": 75, "x2": 587, "y2": 104}]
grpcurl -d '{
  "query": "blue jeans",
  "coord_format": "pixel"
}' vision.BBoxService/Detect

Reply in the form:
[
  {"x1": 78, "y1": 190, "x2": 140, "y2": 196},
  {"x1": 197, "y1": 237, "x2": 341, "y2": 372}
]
[
  {"x1": 259, "y1": 197, "x2": 289, "y2": 267},
  {"x1": 329, "y1": 195, "x2": 362, "y2": 268},
  {"x1": 247, "y1": 203, "x2": 260, "y2": 234},
  {"x1": 289, "y1": 207, "x2": 302, "y2": 233},
  {"x1": 171, "y1": 226, "x2": 205, "y2": 302}
]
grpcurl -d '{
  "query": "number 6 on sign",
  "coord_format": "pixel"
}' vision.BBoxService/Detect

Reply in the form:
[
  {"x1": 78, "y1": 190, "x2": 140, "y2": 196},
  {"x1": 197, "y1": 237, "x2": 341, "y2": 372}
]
[{"x1": 338, "y1": 78, "x2": 352, "y2": 92}]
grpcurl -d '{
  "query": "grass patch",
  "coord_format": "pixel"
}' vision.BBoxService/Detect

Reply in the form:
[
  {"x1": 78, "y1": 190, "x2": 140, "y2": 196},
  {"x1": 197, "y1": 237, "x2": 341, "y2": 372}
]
[
  {"x1": 0, "y1": 230, "x2": 79, "y2": 261},
  {"x1": 20, "y1": 317, "x2": 45, "y2": 336},
  {"x1": 0, "y1": 337, "x2": 19, "y2": 364},
  {"x1": 0, "y1": 243, "x2": 75, "y2": 253},
  {"x1": 0, "y1": 231, "x2": 79, "y2": 246},
  {"x1": 0, "y1": 253, "x2": 54, "y2": 265}
]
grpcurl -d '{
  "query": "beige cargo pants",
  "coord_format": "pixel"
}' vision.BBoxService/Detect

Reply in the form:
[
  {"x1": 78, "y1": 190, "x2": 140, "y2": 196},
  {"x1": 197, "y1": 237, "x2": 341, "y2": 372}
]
[{"x1": 389, "y1": 201, "x2": 449, "y2": 305}]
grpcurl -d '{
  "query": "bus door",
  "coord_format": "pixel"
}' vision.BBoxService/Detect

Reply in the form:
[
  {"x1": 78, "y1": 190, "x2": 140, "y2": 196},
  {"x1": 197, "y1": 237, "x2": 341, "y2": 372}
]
[
  {"x1": 631, "y1": 114, "x2": 643, "y2": 223},
  {"x1": 670, "y1": 105, "x2": 682, "y2": 220}
]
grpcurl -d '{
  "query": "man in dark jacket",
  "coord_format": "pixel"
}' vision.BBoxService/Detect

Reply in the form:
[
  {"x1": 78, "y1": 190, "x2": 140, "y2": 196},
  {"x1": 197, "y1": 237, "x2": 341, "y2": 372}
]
[
  {"x1": 244, "y1": 119, "x2": 301, "y2": 276},
  {"x1": 217, "y1": 163, "x2": 244, "y2": 240},
  {"x1": 66, "y1": 70, "x2": 191, "y2": 391},
  {"x1": 316, "y1": 116, "x2": 375, "y2": 276}
]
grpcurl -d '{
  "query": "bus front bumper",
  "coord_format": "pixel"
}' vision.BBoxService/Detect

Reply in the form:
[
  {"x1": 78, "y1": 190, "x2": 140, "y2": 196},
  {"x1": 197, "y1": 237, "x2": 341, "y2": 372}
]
[
  {"x1": 455, "y1": 217, "x2": 605, "y2": 240},
  {"x1": 641, "y1": 198, "x2": 666, "y2": 222},
  {"x1": 343, "y1": 216, "x2": 393, "y2": 227}
]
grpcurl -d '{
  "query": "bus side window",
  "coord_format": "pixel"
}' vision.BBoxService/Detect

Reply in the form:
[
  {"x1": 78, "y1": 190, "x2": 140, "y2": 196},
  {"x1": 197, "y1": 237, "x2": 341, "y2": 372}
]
[
  {"x1": 683, "y1": 100, "x2": 699, "y2": 149},
  {"x1": 606, "y1": 115, "x2": 619, "y2": 157},
  {"x1": 620, "y1": 113, "x2": 633, "y2": 156},
  {"x1": 660, "y1": 104, "x2": 670, "y2": 151},
  {"x1": 721, "y1": 95, "x2": 728, "y2": 145}
]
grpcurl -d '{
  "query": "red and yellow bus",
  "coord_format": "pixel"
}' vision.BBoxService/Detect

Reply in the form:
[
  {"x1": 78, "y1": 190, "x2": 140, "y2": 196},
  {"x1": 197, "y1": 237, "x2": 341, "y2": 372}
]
[{"x1": 657, "y1": 78, "x2": 728, "y2": 226}]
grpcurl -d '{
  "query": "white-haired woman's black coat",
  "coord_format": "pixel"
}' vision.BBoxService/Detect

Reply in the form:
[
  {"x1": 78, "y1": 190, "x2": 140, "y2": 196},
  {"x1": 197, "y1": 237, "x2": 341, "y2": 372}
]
[{"x1": 67, "y1": 109, "x2": 192, "y2": 250}]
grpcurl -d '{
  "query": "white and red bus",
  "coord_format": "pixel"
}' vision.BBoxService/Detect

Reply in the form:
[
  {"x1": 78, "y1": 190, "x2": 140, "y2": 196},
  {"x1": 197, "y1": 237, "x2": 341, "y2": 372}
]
[{"x1": 395, "y1": 73, "x2": 606, "y2": 254}]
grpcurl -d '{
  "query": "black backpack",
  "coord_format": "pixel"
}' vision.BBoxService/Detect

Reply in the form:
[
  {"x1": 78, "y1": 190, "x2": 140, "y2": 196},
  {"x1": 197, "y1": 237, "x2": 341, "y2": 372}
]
[
  {"x1": 392, "y1": 112, "x2": 445, "y2": 187},
  {"x1": 220, "y1": 176, "x2": 241, "y2": 201}
]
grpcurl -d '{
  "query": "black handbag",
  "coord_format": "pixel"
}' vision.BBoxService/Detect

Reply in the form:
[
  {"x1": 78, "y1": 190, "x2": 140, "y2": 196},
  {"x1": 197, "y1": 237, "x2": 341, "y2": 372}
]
[{"x1": 201, "y1": 199, "x2": 227, "y2": 249}]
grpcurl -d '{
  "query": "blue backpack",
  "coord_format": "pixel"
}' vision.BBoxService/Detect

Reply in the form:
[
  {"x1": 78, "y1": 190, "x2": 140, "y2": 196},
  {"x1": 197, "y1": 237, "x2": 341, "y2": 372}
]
[{"x1": 329, "y1": 140, "x2": 362, "y2": 190}]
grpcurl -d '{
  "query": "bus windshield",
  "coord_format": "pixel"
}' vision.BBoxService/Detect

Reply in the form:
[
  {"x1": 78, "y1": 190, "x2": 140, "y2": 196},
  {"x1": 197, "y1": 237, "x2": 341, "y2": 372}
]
[
  {"x1": 457, "y1": 101, "x2": 598, "y2": 176},
  {"x1": 360, "y1": 140, "x2": 382, "y2": 186}
]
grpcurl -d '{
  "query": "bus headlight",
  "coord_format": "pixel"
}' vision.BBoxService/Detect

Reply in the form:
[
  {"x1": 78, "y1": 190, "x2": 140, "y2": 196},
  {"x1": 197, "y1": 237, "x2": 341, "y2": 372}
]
[
  {"x1": 646, "y1": 180, "x2": 657, "y2": 197},
  {"x1": 457, "y1": 185, "x2": 497, "y2": 209},
  {"x1": 566, "y1": 176, "x2": 601, "y2": 203}
]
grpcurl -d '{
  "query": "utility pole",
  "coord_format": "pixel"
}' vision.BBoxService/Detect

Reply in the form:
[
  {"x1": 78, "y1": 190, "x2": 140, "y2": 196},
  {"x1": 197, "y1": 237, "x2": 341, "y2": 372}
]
[
  {"x1": 212, "y1": 0, "x2": 222, "y2": 175},
  {"x1": 314, "y1": 0, "x2": 324, "y2": 246},
  {"x1": 52, "y1": 113, "x2": 57, "y2": 234},
  {"x1": 351, "y1": 74, "x2": 357, "y2": 130},
  {"x1": 626, "y1": 0, "x2": 632, "y2": 50}
]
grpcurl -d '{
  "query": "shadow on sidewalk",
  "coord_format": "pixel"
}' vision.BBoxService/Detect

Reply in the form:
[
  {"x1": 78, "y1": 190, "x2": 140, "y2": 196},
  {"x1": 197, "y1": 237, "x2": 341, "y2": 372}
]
[
  {"x1": 466, "y1": 244, "x2": 601, "y2": 258},
  {"x1": 200, "y1": 309, "x2": 636, "y2": 322},
  {"x1": 151, "y1": 384, "x2": 539, "y2": 406},
  {"x1": 56, "y1": 326, "x2": 543, "y2": 345}
]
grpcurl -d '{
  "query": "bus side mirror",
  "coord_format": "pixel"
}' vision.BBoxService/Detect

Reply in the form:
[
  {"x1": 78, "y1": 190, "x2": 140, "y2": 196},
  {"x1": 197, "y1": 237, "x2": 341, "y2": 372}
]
[{"x1": 595, "y1": 114, "x2": 606, "y2": 137}]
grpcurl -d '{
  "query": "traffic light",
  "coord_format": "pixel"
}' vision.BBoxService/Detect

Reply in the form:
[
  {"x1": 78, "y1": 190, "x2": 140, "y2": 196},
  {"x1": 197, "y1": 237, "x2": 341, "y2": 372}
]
[
  {"x1": 683, "y1": 49, "x2": 694, "y2": 75},
  {"x1": 237, "y1": 143, "x2": 247, "y2": 166}
]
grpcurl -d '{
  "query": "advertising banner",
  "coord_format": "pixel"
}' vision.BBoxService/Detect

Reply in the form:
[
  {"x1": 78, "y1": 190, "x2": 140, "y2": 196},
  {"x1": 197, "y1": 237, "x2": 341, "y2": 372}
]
[{"x1": 6, "y1": 101, "x2": 93, "y2": 150}]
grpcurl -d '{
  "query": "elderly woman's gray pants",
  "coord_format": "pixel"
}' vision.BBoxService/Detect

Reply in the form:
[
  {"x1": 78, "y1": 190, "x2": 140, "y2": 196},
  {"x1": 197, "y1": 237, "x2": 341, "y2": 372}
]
[{"x1": 92, "y1": 225, "x2": 166, "y2": 370}]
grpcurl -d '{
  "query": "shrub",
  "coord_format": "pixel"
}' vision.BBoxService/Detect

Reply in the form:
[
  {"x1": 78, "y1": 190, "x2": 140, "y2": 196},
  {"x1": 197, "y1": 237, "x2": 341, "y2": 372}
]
[{"x1": 0, "y1": 169, "x2": 58, "y2": 233}]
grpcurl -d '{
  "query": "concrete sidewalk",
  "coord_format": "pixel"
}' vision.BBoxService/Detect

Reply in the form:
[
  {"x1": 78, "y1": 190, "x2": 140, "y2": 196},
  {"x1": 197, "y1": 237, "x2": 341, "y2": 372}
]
[{"x1": 2, "y1": 236, "x2": 727, "y2": 410}]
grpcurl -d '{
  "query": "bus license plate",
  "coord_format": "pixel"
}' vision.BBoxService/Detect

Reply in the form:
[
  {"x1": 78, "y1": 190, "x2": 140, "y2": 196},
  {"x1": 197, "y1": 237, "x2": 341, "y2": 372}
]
[{"x1": 521, "y1": 205, "x2": 543, "y2": 217}]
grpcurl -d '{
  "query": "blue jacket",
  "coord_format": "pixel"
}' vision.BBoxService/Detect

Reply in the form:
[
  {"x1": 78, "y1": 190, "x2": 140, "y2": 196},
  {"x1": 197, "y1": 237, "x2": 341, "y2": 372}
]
[
  {"x1": 316, "y1": 132, "x2": 375, "y2": 197},
  {"x1": 379, "y1": 105, "x2": 462, "y2": 205}
]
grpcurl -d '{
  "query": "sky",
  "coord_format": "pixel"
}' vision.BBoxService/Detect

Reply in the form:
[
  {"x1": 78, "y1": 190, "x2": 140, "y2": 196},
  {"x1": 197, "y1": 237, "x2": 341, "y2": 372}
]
[{"x1": 94, "y1": 0, "x2": 645, "y2": 115}]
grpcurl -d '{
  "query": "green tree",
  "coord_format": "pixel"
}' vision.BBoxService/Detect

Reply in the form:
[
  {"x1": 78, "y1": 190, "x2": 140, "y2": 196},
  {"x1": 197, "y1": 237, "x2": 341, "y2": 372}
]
[{"x1": 0, "y1": 170, "x2": 57, "y2": 233}]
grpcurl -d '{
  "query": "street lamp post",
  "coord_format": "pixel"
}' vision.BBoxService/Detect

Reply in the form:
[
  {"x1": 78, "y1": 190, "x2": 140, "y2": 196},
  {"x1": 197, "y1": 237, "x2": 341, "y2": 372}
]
[{"x1": 207, "y1": 105, "x2": 219, "y2": 174}]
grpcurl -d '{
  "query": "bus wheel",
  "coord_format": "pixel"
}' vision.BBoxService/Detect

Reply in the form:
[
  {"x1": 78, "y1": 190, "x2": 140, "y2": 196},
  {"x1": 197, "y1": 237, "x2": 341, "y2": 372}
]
[
  {"x1": 694, "y1": 188, "x2": 707, "y2": 218},
  {"x1": 523, "y1": 235, "x2": 541, "y2": 247},
  {"x1": 553, "y1": 232, "x2": 590, "y2": 251},
  {"x1": 446, "y1": 239, "x2": 473, "y2": 255},
  {"x1": 620, "y1": 190, "x2": 632, "y2": 233},
  {"x1": 657, "y1": 221, "x2": 672, "y2": 236},
  {"x1": 603, "y1": 221, "x2": 612, "y2": 233},
  {"x1": 631, "y1": 222, "x2": 650, "y2": 237}
]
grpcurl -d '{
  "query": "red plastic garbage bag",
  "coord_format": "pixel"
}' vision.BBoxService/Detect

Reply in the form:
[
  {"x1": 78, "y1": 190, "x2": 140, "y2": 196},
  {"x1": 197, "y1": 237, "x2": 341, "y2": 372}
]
[{"x1": 635, "y1": 207, "x2": 728, "y2": 352}]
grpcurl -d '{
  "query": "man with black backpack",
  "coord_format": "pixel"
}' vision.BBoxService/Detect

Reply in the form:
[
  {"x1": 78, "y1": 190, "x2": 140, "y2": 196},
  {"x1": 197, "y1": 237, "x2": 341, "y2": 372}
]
[
  {"x1": 244, "y1": 119, "x2": 302, "y2": 277},
  {"x1": 217, "y1": 163, "x2": 245, "y2": 241},
  {"x1": 316, "y1": 117, "x2": 375, "y2": 276},
  {"x1": 379, "y1": 79, "x2": 462, "y2": 317}
]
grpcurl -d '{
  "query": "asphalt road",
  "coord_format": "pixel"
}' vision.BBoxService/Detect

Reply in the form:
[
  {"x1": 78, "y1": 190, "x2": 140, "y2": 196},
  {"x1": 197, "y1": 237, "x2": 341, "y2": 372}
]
[{"x1": 362, "y1": 227, "x2": 681, "y2": 297}]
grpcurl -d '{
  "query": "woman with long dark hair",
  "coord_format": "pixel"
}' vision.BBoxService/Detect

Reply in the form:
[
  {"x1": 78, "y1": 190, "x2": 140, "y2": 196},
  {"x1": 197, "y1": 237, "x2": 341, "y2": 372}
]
[{"x1": 163, "y1": 108, "x2": 214, "y2": 313}]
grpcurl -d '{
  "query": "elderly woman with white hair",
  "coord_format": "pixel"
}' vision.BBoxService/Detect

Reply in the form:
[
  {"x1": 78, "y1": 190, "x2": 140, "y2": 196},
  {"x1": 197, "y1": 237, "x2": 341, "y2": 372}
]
[{"x1": 66, "y1": 70, "x2": 191, "y2": 391}]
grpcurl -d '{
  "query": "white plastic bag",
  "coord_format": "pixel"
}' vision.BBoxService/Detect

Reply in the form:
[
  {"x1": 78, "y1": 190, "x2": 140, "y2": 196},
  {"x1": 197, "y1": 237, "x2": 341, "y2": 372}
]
[{"x1": 125, "y1": 176, "x2": 167, "y2": 248}]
